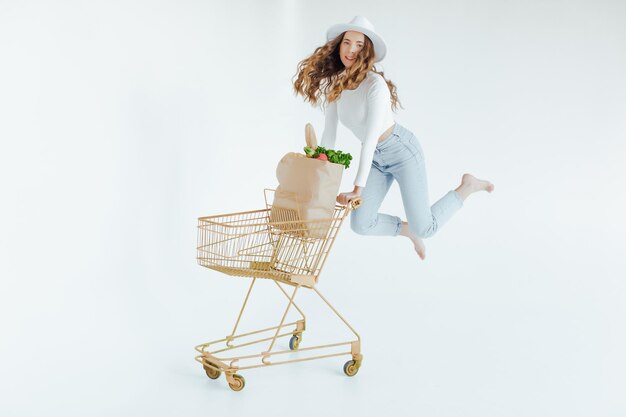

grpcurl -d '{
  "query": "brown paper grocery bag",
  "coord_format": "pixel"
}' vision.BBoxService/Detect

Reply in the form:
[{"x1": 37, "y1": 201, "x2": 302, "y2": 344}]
[{"x1": 271, "y1": 152, "x2": 344, "y2": 239}]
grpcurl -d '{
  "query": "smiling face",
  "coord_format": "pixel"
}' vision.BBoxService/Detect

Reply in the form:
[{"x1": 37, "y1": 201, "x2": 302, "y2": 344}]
[{"x1": 339, "y1": 31, "x2": 365, "y2": 68}]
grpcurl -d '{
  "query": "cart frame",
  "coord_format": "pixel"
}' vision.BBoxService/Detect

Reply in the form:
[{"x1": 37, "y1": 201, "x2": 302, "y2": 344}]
[{"x1": 194, "y1": 189, "x2": 362, "y2": 391}]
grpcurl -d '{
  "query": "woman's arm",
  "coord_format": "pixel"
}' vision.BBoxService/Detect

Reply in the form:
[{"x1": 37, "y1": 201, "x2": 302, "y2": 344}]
[
  {"x1": 336, "y1": 79, "x2": 391, "y2": 205},
  {"x1": 353, "y1": 78, "x2": 392, "y2": 188},
  {"x1": 319, "y1": 100, "x2": 338, "y2": 149}
]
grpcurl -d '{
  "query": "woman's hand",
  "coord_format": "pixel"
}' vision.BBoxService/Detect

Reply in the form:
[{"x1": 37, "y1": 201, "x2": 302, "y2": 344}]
[{"x1": 336, "y1": 186, "x2": 364, "y2": 205}]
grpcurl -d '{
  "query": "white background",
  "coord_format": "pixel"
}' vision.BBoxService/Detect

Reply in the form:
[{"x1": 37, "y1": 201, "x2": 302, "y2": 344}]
[{"x1": 1, "y1": 0, "x2": 625, "y2": 416}]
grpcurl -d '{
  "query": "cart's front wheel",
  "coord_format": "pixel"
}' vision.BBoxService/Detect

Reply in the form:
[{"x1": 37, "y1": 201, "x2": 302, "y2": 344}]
[
  {"x1": 343, "y1": 360, "x2": 359, "y2": 377},
  {"x1": 203, "y1": 363, "x2": 221, "y2": 380},
  {"x1": 228, "y1": 374, "x2": 246, "y2": 391},
  {"x1": 289, "y1": 335, "x2": 301, "y2": 350}
]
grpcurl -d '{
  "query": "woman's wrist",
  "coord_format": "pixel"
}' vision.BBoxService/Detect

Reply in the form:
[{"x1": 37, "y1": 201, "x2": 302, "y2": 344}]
[{"x1": 353, "y1": 185, "x2": 364, "y2": 194}]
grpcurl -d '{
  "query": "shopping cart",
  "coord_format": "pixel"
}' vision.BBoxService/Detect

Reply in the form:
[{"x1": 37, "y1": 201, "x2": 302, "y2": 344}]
[{"x1": 195, "y1": 188, "x2": 362, "y2": 391}]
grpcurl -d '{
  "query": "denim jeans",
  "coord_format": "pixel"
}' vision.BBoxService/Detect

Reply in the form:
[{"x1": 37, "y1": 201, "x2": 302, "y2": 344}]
[{"x1": 350, "y1": 123, "x2": 463, "y2": 238}]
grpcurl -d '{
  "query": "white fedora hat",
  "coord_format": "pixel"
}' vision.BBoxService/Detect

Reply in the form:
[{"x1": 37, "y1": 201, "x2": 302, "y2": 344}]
[{"x1": 326, "y1": 15, "x2": 387, "y2": 62}]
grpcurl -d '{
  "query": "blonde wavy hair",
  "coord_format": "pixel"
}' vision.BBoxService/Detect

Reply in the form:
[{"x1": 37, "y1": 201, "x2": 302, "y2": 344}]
[{"x1": 292, "y1": 32, "x2": 403, "y2": 112}]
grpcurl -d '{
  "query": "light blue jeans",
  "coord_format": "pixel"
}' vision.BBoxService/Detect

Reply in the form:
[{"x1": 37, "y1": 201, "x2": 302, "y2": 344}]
[{"x1": 350, "y1": 123, "x2": 464, "y2": 238}]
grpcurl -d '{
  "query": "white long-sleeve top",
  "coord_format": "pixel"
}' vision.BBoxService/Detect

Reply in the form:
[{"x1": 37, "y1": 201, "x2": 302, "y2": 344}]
[{"x1": 319, "y1": 70, "x2": 396, "y2": 187}]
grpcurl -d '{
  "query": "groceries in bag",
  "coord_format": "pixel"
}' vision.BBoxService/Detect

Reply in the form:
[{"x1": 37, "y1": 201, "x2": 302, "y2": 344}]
[{"x1": 271, "y1": 124, "x2": 352, "y2": 239}]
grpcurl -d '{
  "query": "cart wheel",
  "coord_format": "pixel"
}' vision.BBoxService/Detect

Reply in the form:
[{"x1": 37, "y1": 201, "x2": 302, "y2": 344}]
[
  {"x1": 289, "y1": 335, "x2": 301, "y2": 350},
  {"x1": 343, "y1": 360, "x2": 359, "y2": 377},
  {"x1": 228, "y1": 374, "x2": 246, "y2": 391},
  {"x1": 203, "y1": 363, "x2": 221, "y2": 380}
]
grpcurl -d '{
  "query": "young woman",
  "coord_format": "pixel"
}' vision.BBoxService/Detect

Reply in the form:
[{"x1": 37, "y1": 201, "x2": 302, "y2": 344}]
[{"x1": 292, "y1": 16, "x2": 494, "y2": 260}]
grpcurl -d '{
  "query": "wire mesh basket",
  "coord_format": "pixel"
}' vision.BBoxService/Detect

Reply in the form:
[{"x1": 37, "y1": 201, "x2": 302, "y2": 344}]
[{"x1": 197, "y1": 188, "x2": 359, "y2": 288}]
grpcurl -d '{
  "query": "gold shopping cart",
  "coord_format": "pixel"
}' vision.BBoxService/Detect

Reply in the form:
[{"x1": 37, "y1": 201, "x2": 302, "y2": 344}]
[{"x1": 195, "y1": 188, "x2": 362, "y2": 391}]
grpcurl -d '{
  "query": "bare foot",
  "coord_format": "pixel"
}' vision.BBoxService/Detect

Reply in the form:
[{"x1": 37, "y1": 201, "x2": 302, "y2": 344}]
[
  {"x1": 399, "y1": 221, "x2": 426, "y2": 260},
  {"x1": 411, "y1": 234, "x2": 426, "y2": 260},
  {"x1": 456, "y1": 173, "x2": 494, "y2": 200}
]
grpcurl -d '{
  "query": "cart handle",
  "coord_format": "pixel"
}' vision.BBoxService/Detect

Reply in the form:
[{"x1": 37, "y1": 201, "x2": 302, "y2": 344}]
[{"x1": 348, "y1": 197, "x2": 362, "y2": 210}]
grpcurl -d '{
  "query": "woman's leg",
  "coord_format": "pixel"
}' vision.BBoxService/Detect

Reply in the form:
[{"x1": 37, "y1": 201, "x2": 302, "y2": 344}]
[
  {"x1": 396, "y1": 149, "x2": 494, "y2": 240},
  {"x1": 394, "y1": 140, "x2": 464, "y2": 239},
  {"x1": 350, "y1": 164, "x2": 400, "y2": 236},
  {"x1": 397, "y1": 171, "x2": 494, "y2": 258}
]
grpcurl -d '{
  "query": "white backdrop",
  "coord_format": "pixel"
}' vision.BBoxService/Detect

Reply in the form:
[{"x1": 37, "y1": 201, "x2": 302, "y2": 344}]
[{"x1": 1, "y1": 0, "x2": 625, "y2": 416}]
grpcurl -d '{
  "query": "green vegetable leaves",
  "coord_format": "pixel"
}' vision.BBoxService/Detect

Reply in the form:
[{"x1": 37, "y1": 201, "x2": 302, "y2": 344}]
[
  {"x1": 304, "y1": 146, "x2": 316, "y2": 157},
  {"x1": 303, "y1": 146, "x2": 353, "y2": 169}
]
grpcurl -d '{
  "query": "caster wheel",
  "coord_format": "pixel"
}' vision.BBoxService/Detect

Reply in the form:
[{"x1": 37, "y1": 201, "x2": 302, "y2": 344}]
[
  {"x1": 228, "y1": 374, "x2": 245, "y2": 391},
  {"x1": 203, "y1": 363, "x2": 221, "y2": 380},
  {"x1": 289, "y1": 335, "x2": 301, "y2": 350},
  {"x1": 343, "y1": 360, "x2": 359, "y2": 377}
]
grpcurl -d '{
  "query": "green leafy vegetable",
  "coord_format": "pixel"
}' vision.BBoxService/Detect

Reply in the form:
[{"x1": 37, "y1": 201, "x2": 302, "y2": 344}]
[
  {"x1": 303, "y1": 146, "x2": 316, "y2": 157},
  {"x1": 303, "y1": 146, "x2": 353, "y2": 169}
]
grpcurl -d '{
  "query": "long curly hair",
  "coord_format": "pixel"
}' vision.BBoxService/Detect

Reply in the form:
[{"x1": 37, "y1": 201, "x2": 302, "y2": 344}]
[{"x1": 292, "y1": 32, "x2": 403, "y2": 112}]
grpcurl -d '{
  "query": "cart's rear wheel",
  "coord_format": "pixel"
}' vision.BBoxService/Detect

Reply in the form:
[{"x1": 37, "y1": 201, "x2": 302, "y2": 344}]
[
  {"x1": 343, "y1": 360, "x2": 359, "y2": 377},
  {"x1": 289, "y1": 335, "x2": 301, "y2": 350},
  {"x1": 203, "y1": 363, "x2": 221, "y2": 380},
  {"x1": 228, "y1": 374, "x2": 246, "y2": 391}
]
